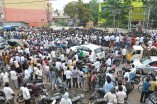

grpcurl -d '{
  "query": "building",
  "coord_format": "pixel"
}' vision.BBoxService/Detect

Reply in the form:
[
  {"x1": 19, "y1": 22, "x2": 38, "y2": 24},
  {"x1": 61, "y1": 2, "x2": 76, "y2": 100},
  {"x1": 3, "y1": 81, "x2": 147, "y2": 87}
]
[
  {"x1": 4, "y1": 0, "x2": 52, "y2": 27},
  {"x1": 52, "y1": 9, "x2": 70, "y2": 26},
  {"x1": 0, "y1": 0, "x2": 5, "y2": 26}
]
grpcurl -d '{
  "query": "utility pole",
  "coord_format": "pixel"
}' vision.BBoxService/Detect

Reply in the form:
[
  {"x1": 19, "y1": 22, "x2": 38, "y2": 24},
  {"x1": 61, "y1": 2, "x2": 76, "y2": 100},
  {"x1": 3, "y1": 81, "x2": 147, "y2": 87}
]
[
  {"x1": 146, "y1": 6, "x2": 150, "y2": 33},
  {"x1": 46, "y1": 2, "x2": 52, "y2": 26}
]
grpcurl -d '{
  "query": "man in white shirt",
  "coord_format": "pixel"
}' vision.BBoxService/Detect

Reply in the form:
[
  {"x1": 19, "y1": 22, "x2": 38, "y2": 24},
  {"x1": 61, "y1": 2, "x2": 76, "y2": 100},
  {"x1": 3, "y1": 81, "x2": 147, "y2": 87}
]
[
  {"x1": 121, "y1": 46, "x2": 127, "y2": 63},
  {"x1": 115, "y1": 35, "x2": 120, "y2": 47},
  {"x1": 64, "y1": 68, "x2": 72, "y2": 88},
  {"x1": 105, "y1": 35, "x2": 110, "y2": 47},
  {"x1": 59, "y1": 53, "x2": 65, "y2": 61},
  {"x1": 24, "y1": 69, "x2": 30, "y2": 83},
  {"x1": 25, "y1": 47, "x2": 30, "y2": 54},
  {"x1": 56, "y1": 59, "x2": 62, "y2": 71},
  {"x1": 106, "y1": 57, "x2": 112, "y2": 66},
  {"x1": 20, "y1": 83, "x2": 31, "y2": 104},
  {"x1": 93, "y1": 59, "x2": 101, "y2": 71},
  {"x1": 0, "y1": 70, "x2": 9, "y2": 86},
  {"x1": 59, "y1": 92, "x2": 72, "y2": 104},
  {"x1": 89, "y1": 53, "x2": 96, "y2": 62},
  {"x1": 10, "y1": 69, "x2": 18, "y2": 88},
  {"x1": 3, "y1": 82, "x2": 15, "y2": 104},
  {"x1": 129, "y1": 64, "x2": 136, "y2": 80},
  {"x1": 116, "y1": 86, "x2": 127, "y2": 104},
  {"x1": 36, "y1": 65, "x2": 43, "y2": 80},
  {"x1": 74, "y1": 54, "x2": 79, "y2": 61}
]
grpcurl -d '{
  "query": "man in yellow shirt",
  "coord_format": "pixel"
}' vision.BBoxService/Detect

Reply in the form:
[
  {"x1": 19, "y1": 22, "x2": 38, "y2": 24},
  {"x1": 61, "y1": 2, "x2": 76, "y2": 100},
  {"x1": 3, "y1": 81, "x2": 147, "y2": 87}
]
[{"x1": 149, "y1": 78, "x2": 157, "y2": 94}]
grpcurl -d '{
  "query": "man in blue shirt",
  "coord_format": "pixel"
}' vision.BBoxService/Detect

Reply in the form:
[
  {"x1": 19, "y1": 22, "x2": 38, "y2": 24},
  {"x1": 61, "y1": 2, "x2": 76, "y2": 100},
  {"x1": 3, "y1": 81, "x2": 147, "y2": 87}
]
[
  {"x1": 103, "y1": 76, "x2": 114, "y2": 93},
  {"x1": 140, "y1": 78, "x2": 150, "y2": 103}
]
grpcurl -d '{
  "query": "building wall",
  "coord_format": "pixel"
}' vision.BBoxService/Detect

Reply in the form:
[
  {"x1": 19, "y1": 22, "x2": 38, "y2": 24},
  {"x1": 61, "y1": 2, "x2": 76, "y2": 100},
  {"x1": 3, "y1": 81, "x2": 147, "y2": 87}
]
[
  {"x1": 4, "y1": 0, "x2": 51, "y2": 27},
  {"x1": 0, "y1": 0, "x2": 4, "y2": 24}
]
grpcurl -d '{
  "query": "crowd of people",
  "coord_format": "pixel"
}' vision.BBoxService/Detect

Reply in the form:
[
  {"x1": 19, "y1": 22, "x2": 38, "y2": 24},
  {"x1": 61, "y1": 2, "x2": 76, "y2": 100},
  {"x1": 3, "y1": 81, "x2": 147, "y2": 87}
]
[{"x1": 0, "y1": 28, "x2": 157, "y2": 104}]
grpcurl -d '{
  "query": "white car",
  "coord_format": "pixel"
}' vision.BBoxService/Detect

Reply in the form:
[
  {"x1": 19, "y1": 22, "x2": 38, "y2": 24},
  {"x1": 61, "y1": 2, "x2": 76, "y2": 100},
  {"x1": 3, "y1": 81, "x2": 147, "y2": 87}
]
[
  {"x1": 133, "y1": 56, "x2": 157, "y2": 74},
  {"x1": 70, "y1": 44, "x2": 105, "y2": 61},
  {"x1": 0, "y1": 37, "x2": 6, "y2": 49}
]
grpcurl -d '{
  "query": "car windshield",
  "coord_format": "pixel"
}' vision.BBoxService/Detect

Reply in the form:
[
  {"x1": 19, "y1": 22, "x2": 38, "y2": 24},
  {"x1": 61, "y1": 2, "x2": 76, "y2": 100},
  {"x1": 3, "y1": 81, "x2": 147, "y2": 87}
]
[
  {"x1": 141, "y1": 57, "x2": 152, "y2": 64},
  {"x1": 94, "y1": 48, "x2": 103, "y2": 53},
  {"x1": 0, "y1": 37, "x2": 5, "y2": 43}
]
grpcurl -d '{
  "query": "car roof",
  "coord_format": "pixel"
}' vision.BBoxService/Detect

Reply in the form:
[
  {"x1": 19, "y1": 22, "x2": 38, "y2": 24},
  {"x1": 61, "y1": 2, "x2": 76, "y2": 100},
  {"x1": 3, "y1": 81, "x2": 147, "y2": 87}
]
[
  {"x1": 150, "y1": 56, "x2": 157, "y2": 61},
  {"x1": 80, "y1": 44, "x2": 101, "y2": 50},
  {"x1": 133, "y1": 46, "x2": 143, "y2": 50}
]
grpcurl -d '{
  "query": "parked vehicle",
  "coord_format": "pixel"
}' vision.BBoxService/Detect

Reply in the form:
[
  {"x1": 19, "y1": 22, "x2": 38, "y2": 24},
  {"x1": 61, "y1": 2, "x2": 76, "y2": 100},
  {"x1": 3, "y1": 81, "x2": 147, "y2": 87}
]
[
  {"x1": 70, "y1": 44, "x2": 105, "y2": 61},
  {"x1": 40, "y1": 91, "x2": 84, "y2": 104},
  {"x1": 145, "y1": 92, "x2": 157, "y2": 104},
  {"x1": 0, "y1": 37, "x2": 6, "y2": 49},
  {"x1": 133, "y1": 56, "x2": 157, "y2": 74},
  {"x1": 0, "y1": 89, "x2": 5, "y2": 103},
  {"x1": 126, "y1": 45, "x2": 157, "y2": 61},
  {"x1": 142, "y1": 70, "x2": 157, "y2": 82}
]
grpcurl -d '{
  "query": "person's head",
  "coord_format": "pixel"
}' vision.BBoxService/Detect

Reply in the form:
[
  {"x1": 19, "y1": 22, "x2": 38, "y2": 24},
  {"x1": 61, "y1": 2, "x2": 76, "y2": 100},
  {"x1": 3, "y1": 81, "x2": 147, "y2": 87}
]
[
  {"x1": 53, "y1": 63, "x2": 56, "y2": 66},
  {"x1": 67, "y1": 67, "x2": 70, "y2": 70},
  {"x1": 5, "y1": 82, "x2": 9, "y2": 87},
  {"x1": 23, "y1": 83, "x2": 27, "y2": 87},
  {"x1": 106, "y1": 76, "x2": 111, "y2": 83},
  {"x1": 118, "y1": 86, "x2": 123, "y2": 91},
  {"x1": 73, "y1": 66, "x2": 76, "y2": 70},
  {"x1": 109, "y1": 70, "x2": 112, "y2": 74},
  {"x1": 125, "y1": 77, "x2": 128, "y2": 81},
  {"x1": 118, "y1": 80, "x2": 122, "y2": 86},
  {"x1": 110, "y1": 87, "x2": 115, "y2": 93},
  {"x1": 146, "y1": 77, "x2": 150, "y2": 82}
]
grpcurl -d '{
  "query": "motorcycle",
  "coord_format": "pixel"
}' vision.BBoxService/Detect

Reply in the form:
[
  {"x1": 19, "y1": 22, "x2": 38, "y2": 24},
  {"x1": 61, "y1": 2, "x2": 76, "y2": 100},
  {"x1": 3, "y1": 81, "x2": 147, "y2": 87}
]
[
  {"x1": 40, "y1": 92, "x2": 84, "y2": 104},
  {"x1": 145, "y1": 92, "x2": 157, "y2": 104},
  {"x1": 89, "y1": 88, "x2": 105, "y2": 104},
  {"x1": 117, "y1": 67, "x2": 141, "y2": 84},
  {"x1": 16, "y1": 82, "x2": 47, "y2": 103},
  {"x1": 0, "y1": 89, "x2": 5, "y2": 103}
]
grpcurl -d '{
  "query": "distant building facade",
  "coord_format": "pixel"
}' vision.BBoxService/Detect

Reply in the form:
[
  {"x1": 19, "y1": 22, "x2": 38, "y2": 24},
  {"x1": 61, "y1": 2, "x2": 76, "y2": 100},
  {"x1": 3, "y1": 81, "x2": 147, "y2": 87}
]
[
  {"x1": 4, "y1": 0, "x2": 52, "y2": 27},
  {"x1": 0, "y1": 0, "x2": 5, "y2": 26}
]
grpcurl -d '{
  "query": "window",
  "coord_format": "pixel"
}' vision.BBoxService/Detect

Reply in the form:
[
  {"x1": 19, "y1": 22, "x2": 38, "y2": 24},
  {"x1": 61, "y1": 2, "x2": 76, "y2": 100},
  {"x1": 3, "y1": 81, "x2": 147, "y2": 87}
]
[
  {"x1": 82, "y1": 46, "x2": 92, "y2": 53},
  {"x1": 149, "y1": 61, "x2": 157, "y2": 67},
  {"x1": 136, "y1": 50, "x2": 141, "y2": 54},
  {"x1": 94, "y1": 48, "x2": 103, "y2": 53}
]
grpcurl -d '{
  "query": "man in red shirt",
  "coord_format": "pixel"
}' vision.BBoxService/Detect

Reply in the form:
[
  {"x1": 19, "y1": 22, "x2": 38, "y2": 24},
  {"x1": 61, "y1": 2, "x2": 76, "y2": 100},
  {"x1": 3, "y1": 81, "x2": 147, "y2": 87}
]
[{"x1": 153, "y1": 41, "x2": 157, "y2": 48}]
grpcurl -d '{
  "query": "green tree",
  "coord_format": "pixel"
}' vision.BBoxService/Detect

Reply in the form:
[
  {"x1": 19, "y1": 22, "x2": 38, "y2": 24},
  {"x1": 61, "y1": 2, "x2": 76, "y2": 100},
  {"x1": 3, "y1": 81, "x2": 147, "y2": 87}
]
[
  {"x1": 142, "y1": 0, "x2": 157, "y2": 28},
  {"x1": 64, "y1": 1, "x2": 91, "y2": 26},
  {"x1": 99, "y1": 0, "x2": 132, "y2": 28},
  {"x1": 88, "y1": 0, "x2": 99, "y2": 24}
]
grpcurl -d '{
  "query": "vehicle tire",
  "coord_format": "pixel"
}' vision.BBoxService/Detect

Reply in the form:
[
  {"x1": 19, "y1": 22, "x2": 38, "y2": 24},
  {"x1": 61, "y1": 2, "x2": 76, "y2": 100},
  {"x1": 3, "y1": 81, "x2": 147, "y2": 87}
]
[
  {"x1": 142, "y1": 76, "x2": 152, "y2": 82},
  {"x1": 140, "y1": 69, "x2": 144, "y2": 75},
  {"x1": 111, "y1": 69, "x2": 115, "y2": 73},
  {"x1": 117, "y1": 71, "x2": 123, "y2": 77},
  {"x1": 138, "y1": 85, "x2": 143, "y2": 92},
  {"x1": 16, "y1": 96, "x2": 24, "y2": 103},
  {"x1": 134, "y1": 79, "x2": 140, "y2": 84}
]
